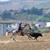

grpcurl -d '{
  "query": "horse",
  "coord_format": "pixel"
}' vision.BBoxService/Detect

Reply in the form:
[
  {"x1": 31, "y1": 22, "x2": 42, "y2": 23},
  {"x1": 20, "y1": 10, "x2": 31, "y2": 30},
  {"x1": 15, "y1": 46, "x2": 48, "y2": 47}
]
[
  {"x1": 7, "y1": 22, "x2": 29, "y2": 36},
  {"x1": 15, "y1": 23, "x2": 31, "y2": 36}
]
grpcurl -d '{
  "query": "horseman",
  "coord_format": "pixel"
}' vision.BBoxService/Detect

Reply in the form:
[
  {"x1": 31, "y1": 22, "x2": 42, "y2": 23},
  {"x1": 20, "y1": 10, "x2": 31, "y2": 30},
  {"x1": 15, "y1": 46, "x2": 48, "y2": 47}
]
[
  {"x1": 18, "y1": 22, "x2": 25, "y2": 36},
  {"x1": 18, "y1": 22, "x2": 22, "y2": 32}
]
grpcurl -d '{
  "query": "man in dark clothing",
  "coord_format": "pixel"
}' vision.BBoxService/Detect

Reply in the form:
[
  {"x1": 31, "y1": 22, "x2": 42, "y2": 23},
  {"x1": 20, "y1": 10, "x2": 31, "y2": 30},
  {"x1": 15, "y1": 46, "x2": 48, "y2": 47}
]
[
  {"x1": 17, "y1": 22, "x2": 24, "y2": 36},
  {"x1": 18, "y1": 22, "x2": 22, "y2": 32}
]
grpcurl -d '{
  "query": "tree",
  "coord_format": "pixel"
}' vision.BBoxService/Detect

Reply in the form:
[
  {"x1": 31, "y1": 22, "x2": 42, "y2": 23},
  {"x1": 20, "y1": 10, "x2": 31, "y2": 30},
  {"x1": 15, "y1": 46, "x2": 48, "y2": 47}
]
[
  {"x1": 30, "y1": 7, "x2": 43, "y2": 15},
  {"x1": 1, "y1": 10, "x2": 16, "y2": 20}
]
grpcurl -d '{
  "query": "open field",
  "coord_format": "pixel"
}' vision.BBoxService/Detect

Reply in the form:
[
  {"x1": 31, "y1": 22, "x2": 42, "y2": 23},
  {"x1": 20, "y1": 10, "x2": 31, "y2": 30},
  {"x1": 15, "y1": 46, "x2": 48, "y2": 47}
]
[{"x1": 0, "y1": 33, "x2": 50, "y2": 50}]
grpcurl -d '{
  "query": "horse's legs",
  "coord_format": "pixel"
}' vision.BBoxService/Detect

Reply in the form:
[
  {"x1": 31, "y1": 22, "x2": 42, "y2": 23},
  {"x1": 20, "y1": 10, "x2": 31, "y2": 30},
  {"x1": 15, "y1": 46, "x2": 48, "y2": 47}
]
[
  {"x1": 34, "y1": 36, "x2": 38, "y2": 40},
  {"x1": 20, "y1": 32, "x2": 24, "y2": 36},
  {"x1": 27, "y1": 34, "x2": 33, "y2": 40}
]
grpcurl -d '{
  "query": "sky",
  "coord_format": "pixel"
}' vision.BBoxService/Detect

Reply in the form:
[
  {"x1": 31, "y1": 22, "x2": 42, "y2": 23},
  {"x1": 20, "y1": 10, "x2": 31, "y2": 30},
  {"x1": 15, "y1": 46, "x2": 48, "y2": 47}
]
[
  {"x1": 0, "y1": 0, "x2": 50, "y2": 10},
  {"x1": 0, "y1": 0, "x2": 10, "y2": 2}
]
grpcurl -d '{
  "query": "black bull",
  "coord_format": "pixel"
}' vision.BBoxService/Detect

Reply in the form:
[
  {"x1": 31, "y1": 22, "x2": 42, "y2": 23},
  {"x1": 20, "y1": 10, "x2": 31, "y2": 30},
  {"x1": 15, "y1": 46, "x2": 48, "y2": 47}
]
[
  {"x1": 21, "y1": 31, "x2": 43, "y2": 40},
  {"x1": 29, "y1": 33, "x2": 43, "y2": 40}
]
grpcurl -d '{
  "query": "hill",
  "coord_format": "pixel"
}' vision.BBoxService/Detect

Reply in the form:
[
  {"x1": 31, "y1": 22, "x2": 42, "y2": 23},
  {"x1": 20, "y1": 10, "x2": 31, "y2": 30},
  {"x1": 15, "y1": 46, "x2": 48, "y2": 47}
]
[{"x1": 0, "y1": 7, "x2": 50, "y2": 22}]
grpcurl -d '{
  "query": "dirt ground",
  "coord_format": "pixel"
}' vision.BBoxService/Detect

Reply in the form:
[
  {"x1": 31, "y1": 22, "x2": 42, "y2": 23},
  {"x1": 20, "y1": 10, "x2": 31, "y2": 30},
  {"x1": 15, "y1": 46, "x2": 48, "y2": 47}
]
[{"x1": 0, "y1": 33, "x2": 50, "y2": 50}]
